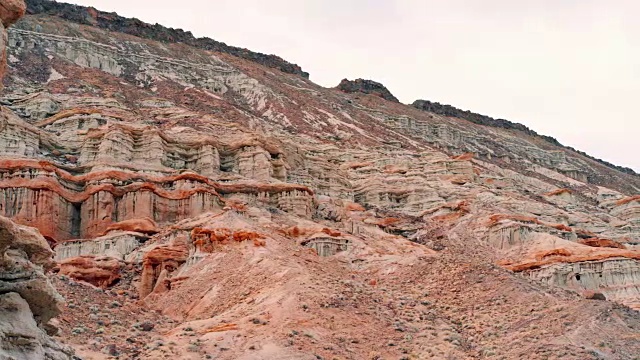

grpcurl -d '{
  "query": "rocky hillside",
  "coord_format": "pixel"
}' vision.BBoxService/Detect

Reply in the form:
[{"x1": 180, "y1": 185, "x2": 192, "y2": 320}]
[
  {"x1": 411, "y1": 99, "x2": 638, "y2": 176},
  {"x1": 25, "y1": 0, "x2": 309, "y2": 78},
  {"x1": 0, "y1": 0, "x2": 639, "y2": 359}
]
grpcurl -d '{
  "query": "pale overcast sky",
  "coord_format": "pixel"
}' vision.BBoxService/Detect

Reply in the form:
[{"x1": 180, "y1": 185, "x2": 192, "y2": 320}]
[{"x1": 65, "y1": 0, "x2": 639, "y2": 172}]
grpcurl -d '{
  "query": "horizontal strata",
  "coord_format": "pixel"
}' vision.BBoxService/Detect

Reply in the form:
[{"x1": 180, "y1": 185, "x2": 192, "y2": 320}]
[
  {"x1": 16, "y1": 106, "x2": 283, "y2": 156},
  {"x1": 0, "y1": 159, "x2": 314, "y2": 198},
  {"x1": 0, "y1": 159, "x2": 315, "y2": 241},
  {"x1": 0, "y1": 177, "x2": 224, "y2": 203},
  {"x1": 501, "y1": 251, "x2": 640, "y2": 272}
]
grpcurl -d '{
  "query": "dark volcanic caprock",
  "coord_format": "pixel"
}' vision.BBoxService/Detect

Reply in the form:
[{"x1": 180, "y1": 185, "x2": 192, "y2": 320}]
[{"x1": 337, "y1": 78, "x2": 400, "y2": 102}]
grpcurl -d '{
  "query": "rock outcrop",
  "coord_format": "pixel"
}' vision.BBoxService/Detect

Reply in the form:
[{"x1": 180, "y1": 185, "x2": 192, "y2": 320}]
[
  {"x1": 58, "y1": 255, "x2": 121, "y2": 288},
  {"x1": 0, "y1": 0, "x2": 25, "y2": 27},
  {"x1": 54, "y1": 231, "x2": 147, "y2": 261},
  {"x1": 0, "y1": 216, "x2": 73, "y2": 359},
  {"x1": 0, "y1": 0, "x2": 25, "y2": 85},
  {"x1": 337, "y1": 78, "x2": 400, "y2": 102}
]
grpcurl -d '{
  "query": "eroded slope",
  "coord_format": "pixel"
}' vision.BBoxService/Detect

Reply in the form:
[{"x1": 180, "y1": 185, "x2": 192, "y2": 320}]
[{"x1": 0, "y1": 2, "x2": 638, "y2": 359}]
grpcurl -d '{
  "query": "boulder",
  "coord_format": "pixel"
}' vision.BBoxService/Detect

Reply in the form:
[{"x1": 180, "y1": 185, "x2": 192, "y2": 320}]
[
  {"x1": 0, "y1": 0, "x2": 25, "y2": 27},
  {"x1": 0, "y1": 216, "x2": 62, "y2": 324},
  {"x1": 0, "y1": 216, "x2": 73, "y2": 359},
  {"x1": 0, "y1": 292, "x2": 73, "y2": 360},
  {"x1": 58, "y1": 255, "x2": 122, "y2": 288}
]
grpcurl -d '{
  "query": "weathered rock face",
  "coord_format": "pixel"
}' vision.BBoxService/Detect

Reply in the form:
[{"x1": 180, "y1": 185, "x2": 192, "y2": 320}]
[
  {"x1": 138, "y1": 236, "x2": 189, "y2": 300},
  {"x1": 0, "y1": 2, "x2": 72, "y2": 358},
  {"x1": 0, "y1": 111, "x2": 314, "y2": 240},
  {"x1": 0, "y1": 1, "x2": 639, "y2": 359},
  {"x1": 412, "y1": 99, "x2": 549, "y2": 139},
  {"x1": 0, "y1": 0, "x2": 26, "y2": 27},
  {"x1": 336, "y1": 78, "x2": 400, "y2": 102},
  {"x1": 58, "y1": 255, "x2": 121, "y2": 288},
  {"x1": 54, "y1": 231, "x2": 146, "y2": 261},
  {"x1": 301, "y1": 233, "x2": 351, "y2": 257},
  {"x1": 0, "y1": 216, "x2": 58, "y2": 322},
  {"x1": 527, "y1": 258, "x2": 640, "y2": 309},
  {"x1": 0, "y1": 292, "x2": 72, "y2": 360},
  {"x1": 0, "y1": 216, "x2": 74, "y2": 359}
]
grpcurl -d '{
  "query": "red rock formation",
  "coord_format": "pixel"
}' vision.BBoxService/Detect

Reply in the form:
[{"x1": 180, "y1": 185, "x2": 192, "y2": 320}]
[
  {"x1": 321, "y1": 227, "x2": 342, "y2": 237},
  {"x1": 102, "y1": 218, "x2": 159, "y2": 236},
  {"x1": 192, "y1": 227, "x2": 265, "y2": 252},
  {"x1": 1, "y1": 3, "x2": 640, "y2": 358},
  {"x1": 344, "y1": 202, "x2": 366, "y2": 212},
  {"x1": 0, "y1": 0, "x2": 25, "y2": 87},
  {"x1": 0, "y1": 158, "x2": 314, "y2": 239},
  {"x1": 487, "y1": 213, "x2": 572, "y2": 232},
  {"x1": 544, "y1": 188, "x2": 572, "y2": 197},
  {"x1": 58, "y1": 256, "x2": 121, "y2": 288},
  {"x1": 0, "y1": 0, "x2": 25, "y2": 27},
  {"x1": 139, "y1": 239, "x2": 189, "y2": 299},
  {"x1": 364, "y1": 217, "x2": 401, "y2": 227},
  {"x1": 502, "y1": 249, "x2": 640, "y2": 272},
  {"x1": 617, "y1": 195, "x2": 640, "y2": 206},
  {"x1": 452, "y1": 152, "x2": 474, "y2": 161},
  {"x1": 578, "y1": 238, "x2": 626, "y2": 249},
  {"x1": 0, "y1": 159, "x2": 313, "y2": 195},
  {"x1": 535, "y1": 248, "x2": 573, "y2": 260}
]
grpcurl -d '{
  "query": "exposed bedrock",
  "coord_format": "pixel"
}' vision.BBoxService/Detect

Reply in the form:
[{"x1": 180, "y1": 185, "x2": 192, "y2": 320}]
[
  {"x1": 0, "y1": 164, "x2": 314, "y2": 241},
  {"x1": 336, "y1": 78, "x2": 400, "y2": 103},
  {"x1": 411, "y1": 99, "x2": 638, "y2": 177},
  {"x1": 487, "y1": 223, "x2": 640, "y2": 309},
  {"x1": 138, "y1": 236, "x2": 189, "y2": 300},
  {"x1": 301, "y1": 234, "x2": 351, "y2": 257},
  {"x1": 611, "y1": 196, "x2": 640, "y2": 222},
  {"x1": 0, "y1": 0, "x2": 25, "y2": 87},
  {"x1": 134, "y1": 211, "x2": 276, "y2": 302},
  {"x1": 527, "y1": 259, "x2": 640, "y2": 309},
  {"x1": 58, "y1": 255, "x2": 122, "y2": 288},
  {"x1": 54, "y1": 231, "x2": 147, "y2": 261},
  {"x1": 0, "y1": 105, "x2": 314, "y2": 240},
  {"x1": 0, "y1": 3, "x2": 638, "y2": 357},
  {"x1": 0, "y1": 1, "x2": 72, "y2": 357},
  {"x1": 0, "y1": 215, "x2": 74, "y2": 359},
  {"x1": 0, "y1": 292, "x2": 73, "y2": 360}
]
